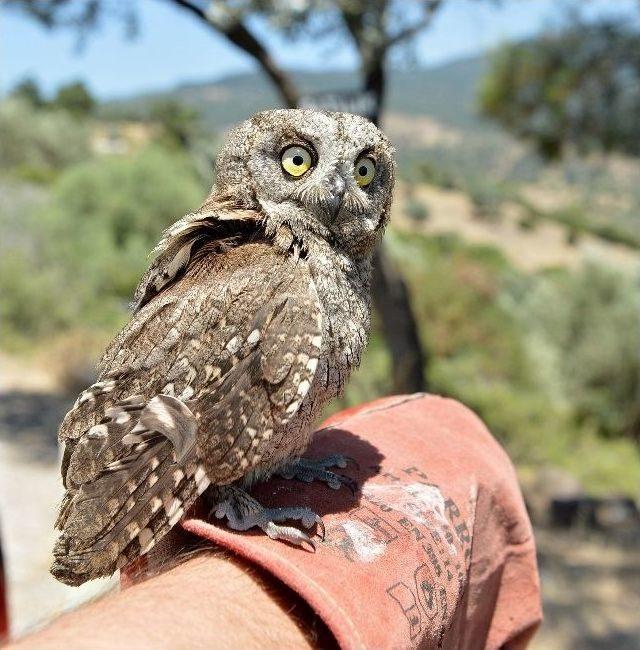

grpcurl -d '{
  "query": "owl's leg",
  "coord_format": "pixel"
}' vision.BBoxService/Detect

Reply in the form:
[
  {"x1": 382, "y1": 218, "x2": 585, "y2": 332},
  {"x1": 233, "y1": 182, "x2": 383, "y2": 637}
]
[
  {"x1": 277, "y1": 455, "x2": 357, "y2": 493},
  {"x1": 209, "y1": 485, "x2": 324, "y2": 551}
]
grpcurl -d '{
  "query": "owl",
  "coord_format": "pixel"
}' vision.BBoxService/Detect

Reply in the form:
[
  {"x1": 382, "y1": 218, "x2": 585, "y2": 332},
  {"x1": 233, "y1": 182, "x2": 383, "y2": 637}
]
[{"x1": 51, "y1": 109, "x2": 395, "y2": 586}]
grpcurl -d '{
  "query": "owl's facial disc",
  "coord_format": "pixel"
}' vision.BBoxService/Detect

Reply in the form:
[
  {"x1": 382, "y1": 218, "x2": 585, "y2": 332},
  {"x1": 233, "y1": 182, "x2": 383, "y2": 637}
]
[
  {"x1": 217, "y1": 109, "x2": 395, "y2": 257},
  {"x1": 280, "y1": 142, "x2": 381, "y2": 224}
]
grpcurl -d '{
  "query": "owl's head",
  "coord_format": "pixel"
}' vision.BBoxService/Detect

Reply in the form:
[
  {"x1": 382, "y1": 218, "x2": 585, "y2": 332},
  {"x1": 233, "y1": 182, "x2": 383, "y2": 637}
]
[{"x1": 213, "y1": 109, "x2": 395, "y2": 258}]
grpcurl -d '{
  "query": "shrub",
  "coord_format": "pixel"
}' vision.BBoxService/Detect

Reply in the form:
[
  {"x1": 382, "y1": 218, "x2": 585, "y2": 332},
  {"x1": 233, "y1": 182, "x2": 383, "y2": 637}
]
[
  {"x1": 0, "y1": 145, "x2": 205, "y2": 346},
  {"x1": 50, "y1": 144, "x2": 203, "y2": 249},
  {"x1": 466, "y1": 179, "x2": 509, "y2": 221},
  {"x1": 515, "y1": 264, "x2": 640, "y2": 442},
  {"x1": 387, "y1": 230, "x2": 640, "y2": 492},
  {"x1": 9, "y1": 77, "x2": 45, "y2": 108},
  {"x1": 0, "y1": 99, "x2": 91, "y2": 178},
  {"x1": 404, "y1": 197, "x2": 430, "y2": 223},
  {"x1": 415, "y1": 161, "x2": 458, "y2": 189},
  {"x1": 52, "y1": 81, "x2": 95, "y2": 116}
]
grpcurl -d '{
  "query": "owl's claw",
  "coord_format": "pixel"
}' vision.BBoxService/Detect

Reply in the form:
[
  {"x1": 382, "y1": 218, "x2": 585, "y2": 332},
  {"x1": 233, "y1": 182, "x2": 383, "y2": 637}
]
[
  {"x1": 277, "y1": 454, "x2": 358, "y2": 494},
  {"x1": 211, "y1": 486, "x2": 323, "y2": 551},
  {"x1": 263, "y1": 522, "x2": 318, "y2": 552}
]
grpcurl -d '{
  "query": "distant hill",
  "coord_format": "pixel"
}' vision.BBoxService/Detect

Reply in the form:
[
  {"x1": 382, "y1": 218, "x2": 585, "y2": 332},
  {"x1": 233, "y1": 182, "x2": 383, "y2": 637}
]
[{"x1": 102, "y1": 55, "x2": 489, "y2": 132}]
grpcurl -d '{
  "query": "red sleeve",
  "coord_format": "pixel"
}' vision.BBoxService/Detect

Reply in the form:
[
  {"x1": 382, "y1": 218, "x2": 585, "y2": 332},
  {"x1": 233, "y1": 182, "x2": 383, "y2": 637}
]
[{"x1": 128, "y1": 394, "x2": 542, "y2": 649}]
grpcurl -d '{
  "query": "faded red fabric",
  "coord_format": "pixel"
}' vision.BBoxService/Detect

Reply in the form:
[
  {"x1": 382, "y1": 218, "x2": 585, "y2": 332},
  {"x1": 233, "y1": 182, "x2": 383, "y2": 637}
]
[{"x1": 126, "y1": 394, "x2": 542, "y2": 648}]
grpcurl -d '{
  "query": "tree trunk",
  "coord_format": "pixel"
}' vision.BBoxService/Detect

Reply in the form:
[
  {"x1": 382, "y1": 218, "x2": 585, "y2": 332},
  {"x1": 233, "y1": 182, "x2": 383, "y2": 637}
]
[
  {"x1": 364, "y1": 58, "x2": 385, "y2": 125},
  {"x1": 366, "y1": 52, "x2": 428, "y2": 394},
  {"x1": 371, "y1": 243, "x2": 427, "y2": 394}
]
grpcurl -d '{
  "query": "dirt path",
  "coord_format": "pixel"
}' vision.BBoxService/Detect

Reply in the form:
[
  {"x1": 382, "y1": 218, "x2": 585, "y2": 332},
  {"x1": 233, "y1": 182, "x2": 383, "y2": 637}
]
[
  {"x1": 532, "y1": 529, "x2": 640, "y2": 650},
  {"x1": 0, "y1": 354, "x2": 115, "y2": 638}
]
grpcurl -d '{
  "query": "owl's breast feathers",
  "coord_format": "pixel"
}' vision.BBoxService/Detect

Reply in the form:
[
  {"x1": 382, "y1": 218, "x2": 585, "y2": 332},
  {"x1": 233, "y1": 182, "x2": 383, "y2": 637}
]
[{"x1": 52, "y1": 205, "x2": 364, "y2": 585}]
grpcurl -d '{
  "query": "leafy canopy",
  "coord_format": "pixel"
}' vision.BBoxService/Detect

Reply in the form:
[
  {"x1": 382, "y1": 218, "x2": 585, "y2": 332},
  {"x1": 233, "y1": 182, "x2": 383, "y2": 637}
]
[{"x1": 480, "y1": 20, "x2": 640, "y2": 159}]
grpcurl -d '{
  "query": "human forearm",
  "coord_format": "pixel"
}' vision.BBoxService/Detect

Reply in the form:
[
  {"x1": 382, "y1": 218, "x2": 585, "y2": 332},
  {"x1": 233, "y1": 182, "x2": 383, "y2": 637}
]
[{"x1": 10, "y1": 552, "x2": 327, "y2": 649}]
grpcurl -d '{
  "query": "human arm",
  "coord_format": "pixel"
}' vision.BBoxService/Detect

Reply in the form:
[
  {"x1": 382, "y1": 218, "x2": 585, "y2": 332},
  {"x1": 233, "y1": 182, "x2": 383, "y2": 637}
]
[{"x1": 11, "y1": 548, "x2": 333, "y2": 649}]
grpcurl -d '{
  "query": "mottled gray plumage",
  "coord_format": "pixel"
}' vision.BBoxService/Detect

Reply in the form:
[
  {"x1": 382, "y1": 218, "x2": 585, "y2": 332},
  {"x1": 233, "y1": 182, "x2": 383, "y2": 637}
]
[{"x1": 51, "y1": 109, "x2": 395, "y2": 585}]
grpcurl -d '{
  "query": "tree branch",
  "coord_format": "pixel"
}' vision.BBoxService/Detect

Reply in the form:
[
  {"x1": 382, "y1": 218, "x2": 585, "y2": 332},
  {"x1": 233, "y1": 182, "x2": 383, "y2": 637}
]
[
  {"x1": 169, "y1": 0, "x2": 300, "y2": 108},
  {"x1": 385, "y1": 0, "x2": 443, "y2": 48}
]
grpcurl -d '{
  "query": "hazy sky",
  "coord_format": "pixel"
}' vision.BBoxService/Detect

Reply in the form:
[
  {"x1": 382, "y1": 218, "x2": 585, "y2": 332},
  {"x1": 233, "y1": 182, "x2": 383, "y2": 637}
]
[{"x1": 1, "y1": 0, "x2": 638, "y2": 99}]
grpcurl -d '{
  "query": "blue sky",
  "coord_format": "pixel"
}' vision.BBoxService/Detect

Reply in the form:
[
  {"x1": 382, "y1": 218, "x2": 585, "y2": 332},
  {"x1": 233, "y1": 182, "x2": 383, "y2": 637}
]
[{"x1": 1, "y1": 0, "x2": 638, "y2": 100}]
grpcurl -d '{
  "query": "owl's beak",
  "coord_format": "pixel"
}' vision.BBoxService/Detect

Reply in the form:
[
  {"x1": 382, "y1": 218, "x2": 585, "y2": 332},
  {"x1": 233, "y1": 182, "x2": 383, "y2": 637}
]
[{"x1": 326, "y1": 173, "x2": 346, "y2": 218}]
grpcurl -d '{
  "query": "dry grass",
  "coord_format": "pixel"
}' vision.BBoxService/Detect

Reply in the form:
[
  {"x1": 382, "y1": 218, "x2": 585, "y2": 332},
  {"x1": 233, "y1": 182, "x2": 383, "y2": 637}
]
[{"x1": 393, "y1": 181, "x2": 640, "y2": 275}]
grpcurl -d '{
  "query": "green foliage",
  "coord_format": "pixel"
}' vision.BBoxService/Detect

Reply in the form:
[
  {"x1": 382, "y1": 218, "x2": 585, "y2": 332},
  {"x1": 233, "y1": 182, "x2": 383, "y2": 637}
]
[
  {"x1": 334, "y1": 330, "x2": 393, "y2": 415},
  {"x1": 10, "y1": 77, "x2": 45, "y2": 108},
  {"x1": 412, "y1": 152, "x2": 517, "y2": 222},
  {"x1": 480, "y1": 21, "x2": 640, "y2": 159},
  {"x1": 515, "y1": 196, "x2": 640, "y2": 250},
  {"x1": 0, "y1": 99, "x2": 91, "y2": 179},
  {"x1": 403, "y1": 197, "x2": 430, "y2": 223},
  {"x1": 51, "y1": 145, "x2": 202, "y2": 248},
  {"x1": 466, "y1": 178, "x2": 509, "y2": 220},
  {"x1": 390, "y1": 231, "x2": 529, "y2": 385},
  {"x1": 52, "y1": 80, "x2": 95, "y2": 116},
  {"x1": 0, "y1": 248, "x2": 78, "y2": 341},
  {"x1": 5, "y1": 0, "x2": 138, "y2": 36},
  {"x1": 517, "y1": 213, "x2": 539, "y2": 232},
  {"x1": 414, "y1": 161, "x2": 459, "y2": 190},
  {"x1": 0, "y1": 146, "x2": 204, "y2": 346},
  {"x1": 384, "y1": 229, "x2": 640, "y2": 492},
  {"x1": 514, "y1": 264, "x2": 640, "y2": 441}
]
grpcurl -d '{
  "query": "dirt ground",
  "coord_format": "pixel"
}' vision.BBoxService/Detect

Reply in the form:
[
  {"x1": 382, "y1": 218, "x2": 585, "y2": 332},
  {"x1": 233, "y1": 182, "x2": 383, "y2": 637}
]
[
  {"x1": 1, "y1": 354, "x2": 639, "y2": 646},
  {"x1": 394, "y1": 182, "x2": 640, "y2": 276},
  {"x1": 532, "y1": 529, "x2": 640, "y2": 650},
  {"x1": 0, "y1": 355, "x2": 116, "y2": 638}
]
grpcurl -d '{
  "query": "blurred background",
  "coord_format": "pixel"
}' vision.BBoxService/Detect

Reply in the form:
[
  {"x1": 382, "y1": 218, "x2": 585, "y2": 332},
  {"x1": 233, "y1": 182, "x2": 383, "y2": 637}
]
[{"x1": 1, "y1": 0, "x2": 639, "y2": 647}]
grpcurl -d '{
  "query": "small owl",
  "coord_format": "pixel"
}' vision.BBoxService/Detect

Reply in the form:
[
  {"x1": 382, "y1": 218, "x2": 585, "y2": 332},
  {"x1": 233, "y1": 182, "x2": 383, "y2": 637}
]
[{"x1": 51, "y1": 109, "x2": 395, "y2": 586}]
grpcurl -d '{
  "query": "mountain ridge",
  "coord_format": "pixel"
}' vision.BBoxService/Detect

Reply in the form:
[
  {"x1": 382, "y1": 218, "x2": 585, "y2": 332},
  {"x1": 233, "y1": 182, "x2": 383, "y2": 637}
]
[{"x1": 102, "y1": 54, "x2": 489, "y2": 132}]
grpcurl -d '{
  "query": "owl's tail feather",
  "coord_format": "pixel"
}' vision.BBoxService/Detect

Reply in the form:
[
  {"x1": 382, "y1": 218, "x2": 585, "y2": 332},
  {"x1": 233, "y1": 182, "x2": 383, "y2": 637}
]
[{"x1": 51, "y1": 395, "x2": 211, "y2": 586}]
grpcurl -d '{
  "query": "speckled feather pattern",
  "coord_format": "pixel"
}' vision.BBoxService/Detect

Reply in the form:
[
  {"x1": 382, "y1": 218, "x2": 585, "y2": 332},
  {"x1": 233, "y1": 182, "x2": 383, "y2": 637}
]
[{"x1": 51, "y1": 109, "x2": 395, "y2": 585}]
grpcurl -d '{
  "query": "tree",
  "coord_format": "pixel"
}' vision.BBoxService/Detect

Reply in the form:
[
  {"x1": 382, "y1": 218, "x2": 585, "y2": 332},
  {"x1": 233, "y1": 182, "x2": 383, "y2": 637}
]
[
  {"x1": 52, "y1": 80, "x2": 95, "y2": 115},
  {"x1": 7, "y1": 0, "x2": 471, "y2": 393},
  {"x1": 479, "y1": 20, "x2": 640, "y2": 159},
  {"x1": 10, "y1": 77, "x2": 45, "y2": 108}
]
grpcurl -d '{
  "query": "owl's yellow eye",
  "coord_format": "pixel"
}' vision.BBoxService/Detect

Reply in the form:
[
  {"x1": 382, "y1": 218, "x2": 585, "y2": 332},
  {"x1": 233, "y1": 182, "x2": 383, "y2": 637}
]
[
  {"x1": 281, "y1": 146, "x2": 312, "y2": 177},
  {"x1": 354, "y1": 156, "x2": 376, "y2": 187}
]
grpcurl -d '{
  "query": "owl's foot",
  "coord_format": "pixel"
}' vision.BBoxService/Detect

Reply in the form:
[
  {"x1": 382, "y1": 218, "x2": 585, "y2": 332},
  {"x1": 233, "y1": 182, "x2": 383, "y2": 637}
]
[
  {"x1": 211, "y1": 485, "x2": 324, "y2": 551},
  {"x1": 277, "y1": 454, "x2": 358, "y2": 493}
]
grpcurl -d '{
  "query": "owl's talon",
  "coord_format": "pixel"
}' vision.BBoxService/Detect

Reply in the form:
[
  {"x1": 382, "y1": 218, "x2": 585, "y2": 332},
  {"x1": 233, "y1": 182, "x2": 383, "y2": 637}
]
[
  {"x1": 323, "y1": 454, "x2": 359, "y2": 470},
  {"x1": 342, "y1": 456, "x2": 360, "y2": 471},
  {"x1": 211, "y1": 486, "x2": 323, "y2": 551},
  {"x1": 264, "y1": 522, "x2": 316, "y2": 551},
  {"x1": 277, "y1": 455, "x2": 358, "y2": 493},
  {"x1": 314, "y1": 515, "x2": 326, "y2": 540}
]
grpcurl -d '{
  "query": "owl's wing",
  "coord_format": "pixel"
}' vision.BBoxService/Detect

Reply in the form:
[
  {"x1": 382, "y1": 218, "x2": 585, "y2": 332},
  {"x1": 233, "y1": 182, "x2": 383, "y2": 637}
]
[
  {"x1": 132, "y1": 200, "x2": 258, "y2": 312},
  {"x1": 53, "y1": 242, "x2": 323, "y2": 585}
]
